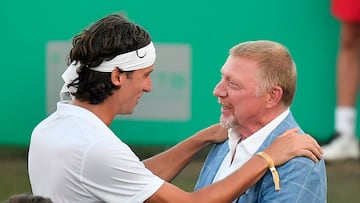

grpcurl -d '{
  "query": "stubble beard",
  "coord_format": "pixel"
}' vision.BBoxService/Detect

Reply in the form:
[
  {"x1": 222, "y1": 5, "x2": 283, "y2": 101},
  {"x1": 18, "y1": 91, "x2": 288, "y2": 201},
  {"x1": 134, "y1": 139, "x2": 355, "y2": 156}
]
[{"x1": 220, "y1": 114, "x2": 239, "y2": 129}]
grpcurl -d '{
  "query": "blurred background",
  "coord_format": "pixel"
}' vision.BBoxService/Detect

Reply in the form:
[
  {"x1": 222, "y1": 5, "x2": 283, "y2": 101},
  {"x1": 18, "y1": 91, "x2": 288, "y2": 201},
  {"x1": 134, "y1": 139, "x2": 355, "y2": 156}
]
[{"x1": 0, "y1": 0, "x2": 359, "y2": 202}]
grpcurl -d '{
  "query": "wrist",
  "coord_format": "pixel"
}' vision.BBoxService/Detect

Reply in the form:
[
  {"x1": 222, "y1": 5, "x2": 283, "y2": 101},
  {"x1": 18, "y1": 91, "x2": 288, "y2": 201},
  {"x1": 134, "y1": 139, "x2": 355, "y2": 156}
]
[{"x1": 256, "y1": 151, "x2": 281, "y2": 191}]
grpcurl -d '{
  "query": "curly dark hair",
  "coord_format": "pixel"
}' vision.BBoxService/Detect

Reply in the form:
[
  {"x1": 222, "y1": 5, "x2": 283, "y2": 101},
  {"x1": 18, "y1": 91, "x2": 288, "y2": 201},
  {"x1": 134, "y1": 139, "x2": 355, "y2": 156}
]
[
  {"x1": 4, "y1": 193, "x2": 53, "y2": 203},
  {"x1": 67, "y1": 14, "x2": 152, "y2": 104}
]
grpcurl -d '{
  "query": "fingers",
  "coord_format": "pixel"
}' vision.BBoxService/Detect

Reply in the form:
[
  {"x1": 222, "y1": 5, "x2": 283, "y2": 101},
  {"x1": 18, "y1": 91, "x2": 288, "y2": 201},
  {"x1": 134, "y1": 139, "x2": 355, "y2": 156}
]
[
  {"x1": 293, "y1": 134, "x2": 323, "y2": 162},
  {"x1": 267, "y1": 130, "x2": 324, "y2": 165},
  {"x1": 279, "y1": 128, "x2": 299, "y2": 137},
  {"x1": 297, "y1": 149, "x2": 319, "y2": 163},
  {"x1": 303, "y1": 134, "x2": 323, "y2": 161},
  {"x1": 282, "y1": 130, "x2": 323, "y2": 161}
]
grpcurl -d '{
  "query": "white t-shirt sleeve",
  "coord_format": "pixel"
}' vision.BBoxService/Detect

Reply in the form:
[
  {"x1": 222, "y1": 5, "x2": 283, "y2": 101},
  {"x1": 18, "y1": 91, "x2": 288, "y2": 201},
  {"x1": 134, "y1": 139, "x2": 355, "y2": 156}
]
[{"x1": 80, "y1": 139, "x2": 164, "y2": 203}]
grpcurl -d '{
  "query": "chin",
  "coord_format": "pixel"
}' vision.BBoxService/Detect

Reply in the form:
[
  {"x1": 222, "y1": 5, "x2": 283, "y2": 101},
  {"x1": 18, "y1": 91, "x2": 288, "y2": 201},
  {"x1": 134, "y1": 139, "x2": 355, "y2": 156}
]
[
  {"x1": 119, "y1": 110, "x2": 134, "y2": 115},
  {"x1": 220, "y1": 115, "x2": 239, "y2": 129}
]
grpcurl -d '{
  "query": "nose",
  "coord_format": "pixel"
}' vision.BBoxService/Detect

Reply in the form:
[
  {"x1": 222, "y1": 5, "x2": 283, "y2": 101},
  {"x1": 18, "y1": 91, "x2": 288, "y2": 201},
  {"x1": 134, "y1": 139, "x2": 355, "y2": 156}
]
[
  {"x1": 144, "y1": 77, "x2": 152, "y2": 92},
  {"x1": 213, "y1": 79, "x2": 227, "y2": 97}
]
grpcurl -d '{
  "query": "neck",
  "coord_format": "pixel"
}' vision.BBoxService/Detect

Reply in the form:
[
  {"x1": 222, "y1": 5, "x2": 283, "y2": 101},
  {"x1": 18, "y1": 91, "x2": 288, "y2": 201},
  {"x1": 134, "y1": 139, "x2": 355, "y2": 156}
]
[
  {"x1": 236, "y1": 107, "x2": 287, "y2": 139},
  {"x1": 71, "y1": 99, "x2": 115, "y2": 126}
]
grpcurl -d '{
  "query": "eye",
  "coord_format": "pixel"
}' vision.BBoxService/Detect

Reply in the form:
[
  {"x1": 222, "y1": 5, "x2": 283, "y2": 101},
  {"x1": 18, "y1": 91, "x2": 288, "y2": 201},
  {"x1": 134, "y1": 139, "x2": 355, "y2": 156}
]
[
  {"x1": 145, "y1": 70, "x2": 153, "y2": 78},
  {"x1": 228, "y1": 80, "x2": 239, "y2": 88},
  {"x1": 227, "y1": 79, "x2": 246, "y2": 90}
]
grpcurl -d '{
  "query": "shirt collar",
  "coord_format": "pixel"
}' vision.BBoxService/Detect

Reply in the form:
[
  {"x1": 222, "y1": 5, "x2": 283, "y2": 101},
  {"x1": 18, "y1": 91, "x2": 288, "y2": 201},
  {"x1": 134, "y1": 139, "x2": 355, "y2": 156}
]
[{"x1": 228, "y1": 108, "x2": 290, "y2": 156}]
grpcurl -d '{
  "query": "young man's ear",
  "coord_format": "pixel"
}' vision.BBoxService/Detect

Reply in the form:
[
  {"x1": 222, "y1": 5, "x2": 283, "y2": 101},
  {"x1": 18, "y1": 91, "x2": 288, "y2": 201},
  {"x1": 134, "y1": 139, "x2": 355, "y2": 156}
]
[{"x1": 111, "y1": 68, "x2": 124, "y2": 86}]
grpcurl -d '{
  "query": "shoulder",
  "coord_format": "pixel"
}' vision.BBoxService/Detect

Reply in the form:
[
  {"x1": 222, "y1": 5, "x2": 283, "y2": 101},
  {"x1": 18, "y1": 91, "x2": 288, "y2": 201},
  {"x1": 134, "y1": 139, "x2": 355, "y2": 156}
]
[
  {"x1": 278, "y1": 156, "x2": 326, "y2": 174},
  {"x1": 83, "y1": 138, "x2": 138, "y2": 167}
]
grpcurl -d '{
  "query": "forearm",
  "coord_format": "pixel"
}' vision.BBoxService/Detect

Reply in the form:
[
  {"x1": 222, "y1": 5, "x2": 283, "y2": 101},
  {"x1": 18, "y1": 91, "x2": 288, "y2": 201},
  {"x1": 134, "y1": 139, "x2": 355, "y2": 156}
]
[
  {"x1": 193, "y1": 155, "x2": 268, "y2": 202},
  {"x1": 143, "y1": 130, "x2": 212, "y2": 181},
  {"x1": 146, "y1": 155, "x2": 268, "y2": 203}
]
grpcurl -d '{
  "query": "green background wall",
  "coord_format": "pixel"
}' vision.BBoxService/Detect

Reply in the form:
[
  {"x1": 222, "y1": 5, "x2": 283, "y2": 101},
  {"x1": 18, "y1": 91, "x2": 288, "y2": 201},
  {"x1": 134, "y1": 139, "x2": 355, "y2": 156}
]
[{"x1": 1, "y1": 0, "x2": 358, "y2": 146}]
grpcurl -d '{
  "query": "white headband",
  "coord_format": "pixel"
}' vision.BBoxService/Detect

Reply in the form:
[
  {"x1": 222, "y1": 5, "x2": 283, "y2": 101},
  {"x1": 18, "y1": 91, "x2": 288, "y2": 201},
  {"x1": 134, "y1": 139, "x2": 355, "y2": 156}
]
[{"x1": 60, "y1": 42, "x2": 156, "y2": 100}]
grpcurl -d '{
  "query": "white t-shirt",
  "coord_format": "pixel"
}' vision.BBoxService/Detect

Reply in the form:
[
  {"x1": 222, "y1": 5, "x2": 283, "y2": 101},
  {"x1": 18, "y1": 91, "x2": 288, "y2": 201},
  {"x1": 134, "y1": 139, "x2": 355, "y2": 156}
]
[{"x1": 28, "y1": 101, "x2": 164, "y2": 203}]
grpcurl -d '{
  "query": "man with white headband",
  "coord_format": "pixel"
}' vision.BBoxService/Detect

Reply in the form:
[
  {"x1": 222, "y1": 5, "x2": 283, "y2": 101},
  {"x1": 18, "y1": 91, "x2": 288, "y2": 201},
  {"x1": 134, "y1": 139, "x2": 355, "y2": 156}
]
[
  {"x1": 60, "y1": 41, "x2": 156, "y2": 101},
  {"x1": 28, "y1": 14, "x2": 323, "y2": 203}
]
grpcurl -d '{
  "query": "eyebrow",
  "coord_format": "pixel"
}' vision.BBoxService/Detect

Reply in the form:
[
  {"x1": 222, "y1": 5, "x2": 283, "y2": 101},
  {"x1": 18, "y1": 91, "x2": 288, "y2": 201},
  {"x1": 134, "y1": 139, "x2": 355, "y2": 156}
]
[{"x1": 144, "y1": 69, "x2": 154, "y2": 76}]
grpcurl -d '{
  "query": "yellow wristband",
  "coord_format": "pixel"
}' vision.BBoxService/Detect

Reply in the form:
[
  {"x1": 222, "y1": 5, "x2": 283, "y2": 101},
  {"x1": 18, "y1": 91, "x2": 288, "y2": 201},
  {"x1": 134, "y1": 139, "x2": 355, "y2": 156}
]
[{"x1": 256, "y1": 151, "x2": 280, "y2": 191}]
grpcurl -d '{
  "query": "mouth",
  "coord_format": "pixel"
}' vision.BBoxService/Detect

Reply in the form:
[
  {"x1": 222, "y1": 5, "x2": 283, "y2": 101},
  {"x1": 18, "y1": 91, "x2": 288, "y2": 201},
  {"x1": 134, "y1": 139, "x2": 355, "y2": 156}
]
[
  {"x1": 137, "y1": 94, "x2": 143, "y2": 102},
  {"x1": 219, "y1": 102, "x2": 233, "y2": 115},
  {"x1": 135, "y1": 96, "x2": 142, "y2": 105},
  {"x1": 221, "y1": 105, "x2": 231, "y2": 111}
]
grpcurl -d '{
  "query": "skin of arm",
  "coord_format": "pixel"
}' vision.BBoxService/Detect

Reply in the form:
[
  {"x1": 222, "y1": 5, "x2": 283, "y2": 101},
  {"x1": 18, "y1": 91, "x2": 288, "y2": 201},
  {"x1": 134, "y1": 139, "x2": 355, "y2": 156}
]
[
  {"x1": 143, "y1": 123, "x2": 228, "y2": 182},
  {"x1": 146, "y1": 155, "x2": 268, "y2": 203}
]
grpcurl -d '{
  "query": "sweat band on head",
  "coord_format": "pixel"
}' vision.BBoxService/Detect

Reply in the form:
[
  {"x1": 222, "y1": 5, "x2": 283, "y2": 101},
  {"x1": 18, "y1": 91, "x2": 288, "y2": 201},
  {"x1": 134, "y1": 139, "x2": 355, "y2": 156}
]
[{"x1": 60, "y1": 42, "x2": 156, "y2": 100}]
